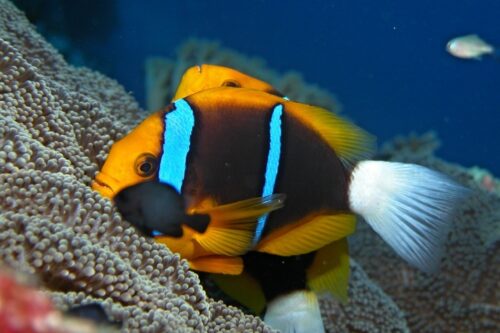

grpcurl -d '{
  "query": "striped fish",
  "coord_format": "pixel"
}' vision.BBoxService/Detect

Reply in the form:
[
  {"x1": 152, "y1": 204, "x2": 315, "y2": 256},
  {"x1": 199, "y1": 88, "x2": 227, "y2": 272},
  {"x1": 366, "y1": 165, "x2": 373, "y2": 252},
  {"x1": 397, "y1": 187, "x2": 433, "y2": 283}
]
[
  {"x1": 93, "y1": 86, "x2": 370, "y2": 271},
  {"x1": 172, "y1": 64, "x2": 283, "y2": 101},
  {"x1": 93, "y1": 67, "x2": 468, "y2": 333}
]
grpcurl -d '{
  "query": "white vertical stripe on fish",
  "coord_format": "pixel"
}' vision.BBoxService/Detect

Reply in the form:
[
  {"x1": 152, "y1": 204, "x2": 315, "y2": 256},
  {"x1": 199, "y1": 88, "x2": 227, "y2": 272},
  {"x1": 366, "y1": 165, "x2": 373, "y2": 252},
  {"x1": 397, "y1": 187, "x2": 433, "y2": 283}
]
[
  {"x1": 158, "y1": 99, "x2": 195, "y2": 192},
  {"x1": 253, "y1": 104, "x2": 283, "y2": 245}
]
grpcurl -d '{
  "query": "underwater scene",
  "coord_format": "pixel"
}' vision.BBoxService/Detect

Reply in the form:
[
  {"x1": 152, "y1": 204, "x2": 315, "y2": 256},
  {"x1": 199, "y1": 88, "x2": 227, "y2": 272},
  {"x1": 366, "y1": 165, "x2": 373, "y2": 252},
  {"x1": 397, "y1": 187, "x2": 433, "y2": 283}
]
[{"x1": 0, "y1": 0, "x2": 498, "y2": 332}]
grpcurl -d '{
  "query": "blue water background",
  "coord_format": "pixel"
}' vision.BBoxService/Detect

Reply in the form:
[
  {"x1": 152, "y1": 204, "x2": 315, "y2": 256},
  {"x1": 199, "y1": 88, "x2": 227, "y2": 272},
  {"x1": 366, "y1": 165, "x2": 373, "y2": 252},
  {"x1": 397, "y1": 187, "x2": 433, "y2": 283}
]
[{"x1": 33, "y1": 0, "x2": 500, "y2": 175}]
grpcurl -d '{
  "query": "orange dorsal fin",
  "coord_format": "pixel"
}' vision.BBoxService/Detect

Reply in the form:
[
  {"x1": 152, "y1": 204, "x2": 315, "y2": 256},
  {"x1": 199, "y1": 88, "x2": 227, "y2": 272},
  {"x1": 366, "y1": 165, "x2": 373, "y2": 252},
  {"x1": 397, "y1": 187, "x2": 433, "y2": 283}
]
[{"x1": 285, "y1": 101, "x2": 375, "y2": 166}]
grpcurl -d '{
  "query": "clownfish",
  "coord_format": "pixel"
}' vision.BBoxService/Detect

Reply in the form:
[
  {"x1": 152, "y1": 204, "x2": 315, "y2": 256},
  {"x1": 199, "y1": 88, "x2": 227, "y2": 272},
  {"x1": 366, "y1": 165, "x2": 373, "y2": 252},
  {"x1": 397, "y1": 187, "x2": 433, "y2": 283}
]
[
  {"x1": 172, "y1": 64, "x2": 283, "y2": 101},
  {"x1": 93, "y1": 87, "x2": 377, "y2": 262},
  {"x1": 93, "y1": 65, "x2": 468, "y2": 333},
  {"x1": 93, "y1": 65, "x2": 290, "y2": 275}
]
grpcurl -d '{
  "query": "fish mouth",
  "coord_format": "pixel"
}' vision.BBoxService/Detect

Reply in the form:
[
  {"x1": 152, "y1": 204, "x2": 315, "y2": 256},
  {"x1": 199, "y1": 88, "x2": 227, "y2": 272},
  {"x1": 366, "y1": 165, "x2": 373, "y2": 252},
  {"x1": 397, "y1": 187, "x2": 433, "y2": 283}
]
[{"x1": 91, "y1": 173, "x2": 117, "y2": 199}]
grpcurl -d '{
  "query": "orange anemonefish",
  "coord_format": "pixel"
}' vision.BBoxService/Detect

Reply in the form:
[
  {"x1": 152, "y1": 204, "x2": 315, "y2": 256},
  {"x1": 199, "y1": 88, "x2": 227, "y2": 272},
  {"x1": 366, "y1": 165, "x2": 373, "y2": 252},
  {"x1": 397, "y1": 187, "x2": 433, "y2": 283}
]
[
  {"x1": 93, "y1": 86, "x2": 375, "y2": 264},
  {"x1": 92, "y1": 65, "x2": 468, "y2": 333},
  {"x1": 172, "y1": 64, "x2": 283, "y2": 101}
]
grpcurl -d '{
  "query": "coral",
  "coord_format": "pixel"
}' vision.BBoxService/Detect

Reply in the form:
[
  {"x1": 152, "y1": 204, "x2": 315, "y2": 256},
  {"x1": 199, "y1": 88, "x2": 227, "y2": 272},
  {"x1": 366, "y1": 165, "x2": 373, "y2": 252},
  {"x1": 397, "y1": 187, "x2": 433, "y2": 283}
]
[
  {"x1": 320, "y1": 259, "x2": 409, "y2": 333},
  {"x1": 0, "y1": 268, "x2": 117, "y2": 333},
  {"x1": 468, "y1": 166, "x2": 500, "y2": 193},
  {"x1": 351, "y1": 132, "x2": 500, "y2": 332},
  {"x1": 0, "y1": 268, "x2": 62, "y2": 333},
  {"x1": 145, "y1": 57, "x2": 178, "y2": 117},
  {"x1": 145, "y1": 39, "x2": 341, "y2": 113},
  {"x1": 377, "y1": 131, "x2": 441, "y2": 162}
]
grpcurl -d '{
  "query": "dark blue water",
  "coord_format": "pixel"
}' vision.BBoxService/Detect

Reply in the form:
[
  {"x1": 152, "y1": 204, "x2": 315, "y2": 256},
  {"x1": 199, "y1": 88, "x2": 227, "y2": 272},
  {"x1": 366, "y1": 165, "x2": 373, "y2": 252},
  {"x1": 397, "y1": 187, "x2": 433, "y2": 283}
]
[{"x1": 22, "y1": 0, "x2": 500, "y2": 175}]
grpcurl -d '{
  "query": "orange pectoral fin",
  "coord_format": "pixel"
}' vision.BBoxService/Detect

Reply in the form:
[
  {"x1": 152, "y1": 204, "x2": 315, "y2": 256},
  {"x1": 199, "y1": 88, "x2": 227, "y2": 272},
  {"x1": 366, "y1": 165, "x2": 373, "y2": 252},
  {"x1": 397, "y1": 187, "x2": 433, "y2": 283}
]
[
  {"x1": 191, "y1": 194, "x2": 286, "y2": 256},
  {"x1": 307, "y1": 238, "x2": 350, "y2": 303},
  {"x1": 154, "y1": 226, "x2": 200, "y2": 258},
  {"x1": 256, "y1": 213, "x2": 356, "y2": 256},
  {"x1": 188, "y1": 256, "x2": 244, "y2": 275}
]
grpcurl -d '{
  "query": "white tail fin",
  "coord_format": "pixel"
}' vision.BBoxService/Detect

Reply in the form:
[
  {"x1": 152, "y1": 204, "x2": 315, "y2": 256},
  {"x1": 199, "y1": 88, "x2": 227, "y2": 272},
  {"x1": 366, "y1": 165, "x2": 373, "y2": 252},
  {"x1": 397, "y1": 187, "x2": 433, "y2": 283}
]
[
  {"x1": 264, "y1": 290, "x2": 325, "y2": 333},
  {"x1": 348, "y1": 161, "x2": 469, "y2": 273}
]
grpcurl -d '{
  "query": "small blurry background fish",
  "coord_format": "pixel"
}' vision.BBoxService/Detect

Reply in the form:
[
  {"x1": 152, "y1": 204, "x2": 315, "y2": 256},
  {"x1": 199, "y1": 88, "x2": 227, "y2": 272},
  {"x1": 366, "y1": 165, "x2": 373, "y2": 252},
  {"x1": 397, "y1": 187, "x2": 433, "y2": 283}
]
[{"x1": 446, "y1": 34, "x2": 496, "y2": 60}]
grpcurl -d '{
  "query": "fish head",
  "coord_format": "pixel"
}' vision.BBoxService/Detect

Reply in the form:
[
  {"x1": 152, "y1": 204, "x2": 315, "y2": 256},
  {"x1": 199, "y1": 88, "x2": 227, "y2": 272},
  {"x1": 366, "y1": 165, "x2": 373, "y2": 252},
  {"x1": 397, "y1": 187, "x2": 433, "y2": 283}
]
[
  {"x1": 446, "y1": 38, "x2": 474, "y2": 58},
  {"x1": 92, "y1": 111, "x2": 165, "y2": 199},
  {"x1": 172, "y1": 64, "x2": 283, "y2": 100}
]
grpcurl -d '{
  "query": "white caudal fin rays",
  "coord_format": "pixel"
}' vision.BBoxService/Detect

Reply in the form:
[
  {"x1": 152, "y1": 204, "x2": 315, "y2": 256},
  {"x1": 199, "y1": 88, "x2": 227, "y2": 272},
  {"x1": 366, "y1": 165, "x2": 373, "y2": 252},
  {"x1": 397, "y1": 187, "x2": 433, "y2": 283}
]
[
  {"x1": 348, "y1": 161, "x2": 469, "y2": 273},
  {"x1": 264, "y1": 290, "x2": 325, "y2": 333}
]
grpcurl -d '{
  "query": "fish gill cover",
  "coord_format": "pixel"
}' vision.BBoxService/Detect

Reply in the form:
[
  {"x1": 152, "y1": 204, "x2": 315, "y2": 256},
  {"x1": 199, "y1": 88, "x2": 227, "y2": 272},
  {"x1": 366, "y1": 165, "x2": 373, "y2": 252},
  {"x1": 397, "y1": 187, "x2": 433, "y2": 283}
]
[{"x1": 0, "y1": 0, "x2": 498, "y2": 332}]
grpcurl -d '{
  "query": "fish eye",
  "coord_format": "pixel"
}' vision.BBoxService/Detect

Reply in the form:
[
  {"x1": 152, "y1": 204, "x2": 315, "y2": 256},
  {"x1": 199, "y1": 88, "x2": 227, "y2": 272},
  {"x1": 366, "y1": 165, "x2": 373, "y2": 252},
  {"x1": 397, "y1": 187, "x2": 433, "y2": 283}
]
[
  {"x1": 221, "y1": 79, "x2": 241, "y2": 88},
  {"x1": 135, "y1": 154, "x2": 158, "y2": 177}
]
